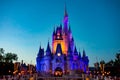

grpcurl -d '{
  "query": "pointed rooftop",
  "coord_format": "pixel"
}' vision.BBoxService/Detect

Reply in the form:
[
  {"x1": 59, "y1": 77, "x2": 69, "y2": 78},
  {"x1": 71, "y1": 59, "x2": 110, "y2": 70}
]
[
  {"x1": 68, "y1": 43, "x2": 72, "y2": 53},
  {"x1": 64, "y1": 2, "x2": 68, "y2": 17},
  {"x1": 37, "y1": 45, "x2": 44, "y2": 57},
  {"x1": 79, "y1": 51, "x2": 81, "y2": 59},
  {"x1": 74, "y1": 46, "x2": 78, "y2": 55},
  {"x1": 63, "y1": 2, "x2": 69, "y2": 33},
  {"x1": 69, "y1": 25, "x2": 71, "y2": 33},
  {"x1": 53, "y1": 27, "x2": 56, "y2": 35},
  {"x1": 46, "y1": 41, "x2": 51, "y2": 52},
  {"x1": 83, "y1": 49, "x2": 86, "y2": 57},
  {"x1": 71, "y1": 37, "x2": 74, "y2": 41}
]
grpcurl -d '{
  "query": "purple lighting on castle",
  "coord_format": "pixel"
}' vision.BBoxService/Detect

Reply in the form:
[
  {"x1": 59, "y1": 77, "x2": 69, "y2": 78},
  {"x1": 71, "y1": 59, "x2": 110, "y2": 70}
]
[{"x1": 36, "y1": 5, "x2": 89, "y2": 75}]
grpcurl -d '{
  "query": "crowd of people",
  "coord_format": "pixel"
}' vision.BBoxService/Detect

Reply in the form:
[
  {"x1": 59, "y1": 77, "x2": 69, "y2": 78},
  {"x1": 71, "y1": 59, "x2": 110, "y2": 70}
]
[
  {"x1": 85, "y1": 74, "x2": 120, "y2": 80},
  {"x1": 0, "y1": 74, "x2": 36, "y2": 80},
  {"x1": 0, "y1": 73, "x2": 120, "y2": 80}
]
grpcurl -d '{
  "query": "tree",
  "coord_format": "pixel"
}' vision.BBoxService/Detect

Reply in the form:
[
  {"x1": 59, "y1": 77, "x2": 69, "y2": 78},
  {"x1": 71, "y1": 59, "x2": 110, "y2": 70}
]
[
  {"x1": 114, "y1": 52, "x2": 120, "y2": 66},
  {"x1": 0, "y1": 48, "x2": 5, "y2": 62},
  {"x1": 0, "y1": 48, "x2": 18, "y2": 75},
  {"x1": 105, "y1": 60, "x2": 114, "y2": 67},
  {"x1": 4, "y1": 53, "x2": 18, "y2": 63}
]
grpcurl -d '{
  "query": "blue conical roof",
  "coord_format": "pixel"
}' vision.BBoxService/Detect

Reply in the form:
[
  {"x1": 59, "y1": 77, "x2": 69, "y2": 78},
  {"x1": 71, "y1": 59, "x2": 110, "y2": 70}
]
[
  {"x1": 68, "y1": 43, "x2": 72, "y2": 53},
  {"x1": 82, "y1": 49, "x2": 86, "y2": 57},
  {"x1": 37, "y1": 45, "x2": 44, "y2": 57},
  {"x1": 74, "y1": 46, "x2": 78, "y2": 54},
  {"x1": 53, "y1": 27, "x2": 56, "y2": 35},
  {"x1": 46, "y1": 41, "x2": 51, "y2": 56},
  {"x1": 79, "y1": 52, "x2": 81, "y2": 59}
]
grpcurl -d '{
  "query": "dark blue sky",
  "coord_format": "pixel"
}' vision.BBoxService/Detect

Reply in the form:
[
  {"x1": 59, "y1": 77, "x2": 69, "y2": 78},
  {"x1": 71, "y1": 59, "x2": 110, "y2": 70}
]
[{"x1": 0, "y1": 0, "x2": 120, "y2": 66}]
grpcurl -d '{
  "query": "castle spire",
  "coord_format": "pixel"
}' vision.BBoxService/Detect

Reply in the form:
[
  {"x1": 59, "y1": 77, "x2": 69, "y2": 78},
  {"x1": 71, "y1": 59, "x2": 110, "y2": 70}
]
[
  {"x1": 68, "y1": 42, "x2": 72, "y2": 54},
  {"x1": 74, "y1": 46, "x2": 78, "y2": 55},
  {"x1": 63, "y1": 2, "x2": 68, "y2": 33},
  {"x1": 53, "y1": 27, "x2": 56, "y2": 35},
  {"x1": 64, "y1": 2, "x2": 68, "y2": 17},
  {"x1": 37, "y1": 44, "x2": 44, "y2": 58},
  {"x1": 83, "y1": 49, "x2": 86, "y2": 57},
  {"x1": 67, "y1": 42, "x2": 73, "y2": 60},
  {"x1": 79, "y1": 52, "x2": 81, "y2": 59},
  {"x1": 38, "y1": 44, "x2": 41, "y2": 56},
  {"x1": 69, "y1": 25, "x2": 71, "y2": 33},
  {"x1": 78, "y1": 49, "x2": 81, "y2": 59},
  {"x1": 46, "y1": 41, "x2": 51, "y2": 56}
]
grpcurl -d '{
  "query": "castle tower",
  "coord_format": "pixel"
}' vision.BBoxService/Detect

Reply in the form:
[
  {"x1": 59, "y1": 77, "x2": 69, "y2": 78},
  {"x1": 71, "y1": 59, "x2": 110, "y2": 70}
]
[
  {"x1": 52, "y1": 5, "x2": 70, "y2": 55},
  {"x1": 46, "y1": 41, "x2": 52, "y2": 56},
  {"x1": 63, "y1": 3, "x2": 68, "y2": 33},
  {"x1": 36, "y1": 4, "x2": 89, "y2": 74},
  {"x1": 44, "y1": 42, "x2": 52, "y2": 72},
  {"x1": 36, "y1": 45, "x2": 44, "y2": 71},
  {"x1": 67, "y1": 43, "x2": 73, "y2": 71}
]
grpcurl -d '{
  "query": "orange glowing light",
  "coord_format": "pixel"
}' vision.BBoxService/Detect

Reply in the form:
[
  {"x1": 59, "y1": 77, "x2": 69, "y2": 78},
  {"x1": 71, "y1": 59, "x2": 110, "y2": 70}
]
[{"x1": 52, "y1": 40, "x2": 68, "y2": 55}]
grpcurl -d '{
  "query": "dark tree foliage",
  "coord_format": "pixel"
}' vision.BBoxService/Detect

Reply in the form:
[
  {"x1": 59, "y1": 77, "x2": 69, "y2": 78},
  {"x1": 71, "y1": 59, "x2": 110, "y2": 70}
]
[
  {"x1": 114, "y1": 53, "x2": 120, "y2": 66},
  {"x1": 0, "y1": 48, "x2": 5, "y2": 62},
  {"x1": 105, "y1": 51, "x2": 120, "y2": 77},
  {"x1": 0, "y1": 62, "x2": 14, "y2": 75},
  {"x1": 105, "y1": 60, "x2": 114, "y2": 67},
  {"x1": 0, "y1": 48, "x2": 18, "y2": 75},
  {"x1": 104, "y1": 52, "x2": 120, "y2": 67},
  {"x1": 94, "y1": 51, "x2": 120, "y2": 77},
  {"x1": 0, "y1": 48, "x2": 18, "y2": 63},
  {"x1": 4, "y1": 53, "x2": 18, "y2": 63}
]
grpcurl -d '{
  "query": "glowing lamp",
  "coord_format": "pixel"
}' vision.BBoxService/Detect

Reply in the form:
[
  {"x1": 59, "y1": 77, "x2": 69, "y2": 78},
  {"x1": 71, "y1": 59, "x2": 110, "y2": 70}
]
[{"x1": 58, "y1": 53, "x2": 61, "y2": 56}]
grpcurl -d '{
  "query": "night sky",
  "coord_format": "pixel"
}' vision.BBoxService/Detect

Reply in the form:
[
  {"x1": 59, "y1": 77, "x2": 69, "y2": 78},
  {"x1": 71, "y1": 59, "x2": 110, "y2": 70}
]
[{"x1": 0, "y1": 0, "x2": 120, "y2": 66}]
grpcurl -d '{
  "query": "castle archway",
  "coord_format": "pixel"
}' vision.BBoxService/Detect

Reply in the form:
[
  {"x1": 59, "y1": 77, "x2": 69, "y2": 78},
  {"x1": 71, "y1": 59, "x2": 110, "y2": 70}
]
[{"x1": 54, "y1": 67, "x2": 63, "y2": 77}]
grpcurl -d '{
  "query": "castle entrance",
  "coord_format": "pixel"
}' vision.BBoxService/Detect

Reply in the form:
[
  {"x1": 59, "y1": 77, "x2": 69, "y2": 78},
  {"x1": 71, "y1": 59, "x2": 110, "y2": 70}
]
[{"x1": 54, "y1": 67, "x2": 63, "y2": 77}]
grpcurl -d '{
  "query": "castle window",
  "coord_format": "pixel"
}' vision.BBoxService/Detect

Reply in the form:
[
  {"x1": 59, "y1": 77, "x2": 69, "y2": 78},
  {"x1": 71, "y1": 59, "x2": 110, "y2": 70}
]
[
  {"x1": 57, "y1": 53, "x2": 61, "y2": 56},
  {"x1": 57, "y1": 36, "x2": 60, "y2": 39}
]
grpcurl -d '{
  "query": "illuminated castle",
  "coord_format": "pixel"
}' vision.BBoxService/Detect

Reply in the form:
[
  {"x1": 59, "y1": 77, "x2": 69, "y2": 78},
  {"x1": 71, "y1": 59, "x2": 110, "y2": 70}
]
[{"x1": 36, "y1": 6, "x2": 89, "y2": 75}]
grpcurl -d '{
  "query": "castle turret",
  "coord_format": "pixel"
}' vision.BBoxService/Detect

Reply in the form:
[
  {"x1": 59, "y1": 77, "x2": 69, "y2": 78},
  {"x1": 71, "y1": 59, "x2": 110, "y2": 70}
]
[
  {"x1": 66, "y1": 43, "x2": 73, "y2": 72},
  {"x1": 74, "y1": 46, "x2": 78, "y2": 55},
  {"x1": 44, "y1": 41, "x2": 52, "y2": 72},
  {"x1": 52, "y1": 27, "x2": 56, "y2": 40},
  {"x1": 37, "y1": 45, "x2": 44, "y2": 58},
  {"x1": 70, "y1": 37, "x2": 74, "y2": 52},
  {"x1": 78, "y1": 51, "x2": 81, "y2": 59},
  {"x1": 73, "y1": 46, "x2": 78, "y2": 61},
  {"x1": 82, "y1": 49, "x2": 86, "y2": 58},
  {"x1": 36, "y1": 45, "x2": 44, "y2": 71},
  {"x1": 82, "y1": 49, "x2": 89, "y2": 72},
  {"x1": 63, "y1": 3, "x2": 68, "y2": 34},
  {"x1": 46, "y1": 41, "x2": 51, "y2": 56},
  {"x1": 67, "y1": 43, "x2": 73, "y2": 58},
  {"x1": 52, "y1": 25, "x2": 68, "y2": 55}
]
